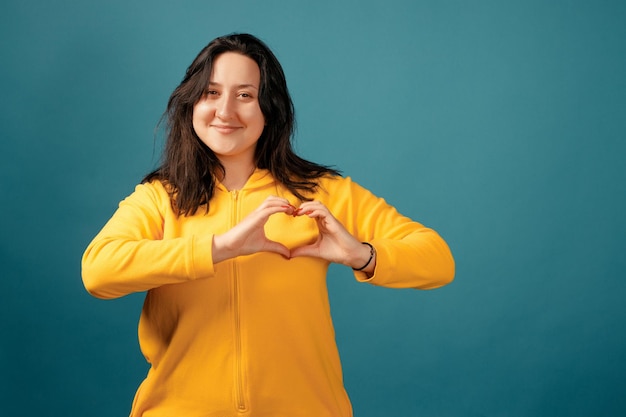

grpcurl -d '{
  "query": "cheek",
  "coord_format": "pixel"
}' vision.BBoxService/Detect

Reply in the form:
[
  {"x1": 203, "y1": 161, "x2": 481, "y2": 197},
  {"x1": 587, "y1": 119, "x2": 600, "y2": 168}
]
[
  {"x1": 193, "y1": 101, "x2": 214, "y2": 121},
  {"x1": 192, "y1": 102, "x2": 213, "y2": 134},
  {"x1": 243, "y1": 106, "x2": 265, "y2": 129}
]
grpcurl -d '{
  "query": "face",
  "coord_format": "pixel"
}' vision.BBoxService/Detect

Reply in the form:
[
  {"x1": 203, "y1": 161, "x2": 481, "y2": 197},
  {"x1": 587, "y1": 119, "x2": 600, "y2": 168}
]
[{"x1": 192, "y1": 52, "x2": 265, "y2": 167}]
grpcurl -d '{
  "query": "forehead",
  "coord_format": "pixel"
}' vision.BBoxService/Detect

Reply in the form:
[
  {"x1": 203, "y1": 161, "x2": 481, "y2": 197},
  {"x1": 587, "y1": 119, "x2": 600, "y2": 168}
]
[{"x1": 210, "y1": 52, "x2": 260, "y2": 86}]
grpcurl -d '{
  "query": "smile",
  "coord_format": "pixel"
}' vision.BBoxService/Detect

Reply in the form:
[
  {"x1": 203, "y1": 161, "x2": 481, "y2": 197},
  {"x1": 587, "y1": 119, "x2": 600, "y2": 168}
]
[{"x1": 212, "y1": 125, "x2": 242, "y2": 134}]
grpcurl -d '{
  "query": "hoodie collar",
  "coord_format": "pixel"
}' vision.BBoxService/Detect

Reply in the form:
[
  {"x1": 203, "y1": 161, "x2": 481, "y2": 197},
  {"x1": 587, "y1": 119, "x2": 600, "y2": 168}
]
[{"x1": 215, "y1": 168, "x2": 275, "y2": 192}]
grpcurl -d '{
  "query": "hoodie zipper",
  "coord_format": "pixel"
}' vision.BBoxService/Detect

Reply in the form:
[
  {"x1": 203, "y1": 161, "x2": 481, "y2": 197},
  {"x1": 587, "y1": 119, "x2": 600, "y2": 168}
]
[{"x1": 230, "y1": 189, "x2": 247, "y2": 412}]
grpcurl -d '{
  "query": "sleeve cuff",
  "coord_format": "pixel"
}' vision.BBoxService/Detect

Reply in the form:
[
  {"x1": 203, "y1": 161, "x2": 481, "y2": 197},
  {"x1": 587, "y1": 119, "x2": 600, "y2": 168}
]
[{"x1": 190, "y1": 234, "x2": 216, "y2": 280}]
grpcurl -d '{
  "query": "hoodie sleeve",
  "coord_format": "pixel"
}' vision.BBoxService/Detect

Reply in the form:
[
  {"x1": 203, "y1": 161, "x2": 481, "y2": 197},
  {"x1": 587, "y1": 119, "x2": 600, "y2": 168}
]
[
  {"x1": 323, "y1": 176, "x2": 455, "y2": 290},
  {"x1": 81, "y1": 182, "x2": 215, "y2": 299}
]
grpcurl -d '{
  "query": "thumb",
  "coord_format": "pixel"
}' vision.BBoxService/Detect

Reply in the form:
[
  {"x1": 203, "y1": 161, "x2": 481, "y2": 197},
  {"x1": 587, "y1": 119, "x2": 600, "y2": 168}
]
[
  {"x1": 261, "y1": 239, "x2": 291, "y2": 259},
  {"x1": 290, "y1": 243, "x2": 319, "y2": 259}
]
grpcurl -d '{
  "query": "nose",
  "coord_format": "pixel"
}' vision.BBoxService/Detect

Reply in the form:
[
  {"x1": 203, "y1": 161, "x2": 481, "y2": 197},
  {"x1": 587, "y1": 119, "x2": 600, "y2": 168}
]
[{"x1": 216, "y1": 93, "x2": 235, "y2": 120}]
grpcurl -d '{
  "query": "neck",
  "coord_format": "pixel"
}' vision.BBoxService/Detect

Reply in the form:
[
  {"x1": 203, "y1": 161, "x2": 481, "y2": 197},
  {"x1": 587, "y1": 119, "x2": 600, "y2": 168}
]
[{"x1": 218, "y1": 158, "x2": 256, "y2": 191}]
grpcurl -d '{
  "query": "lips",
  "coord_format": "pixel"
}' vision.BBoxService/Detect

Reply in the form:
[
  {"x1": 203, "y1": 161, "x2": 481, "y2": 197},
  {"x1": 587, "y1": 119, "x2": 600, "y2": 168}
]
[{"x1": 211, "y1": 124, "x2": 241, "y2": 134}]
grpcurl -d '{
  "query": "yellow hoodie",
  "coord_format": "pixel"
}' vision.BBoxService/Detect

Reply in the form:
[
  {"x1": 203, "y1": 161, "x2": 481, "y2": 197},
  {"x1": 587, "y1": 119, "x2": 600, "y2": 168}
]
[{"x1": 82, "y1": 169, "x2": 454, "y2": 417}]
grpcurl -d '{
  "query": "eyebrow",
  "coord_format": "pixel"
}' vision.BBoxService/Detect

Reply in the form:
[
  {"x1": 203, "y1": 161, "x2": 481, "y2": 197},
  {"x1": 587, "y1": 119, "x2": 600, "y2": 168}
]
[{"x1": 208, "y1": 81, "x2": 259, "y2": 90}]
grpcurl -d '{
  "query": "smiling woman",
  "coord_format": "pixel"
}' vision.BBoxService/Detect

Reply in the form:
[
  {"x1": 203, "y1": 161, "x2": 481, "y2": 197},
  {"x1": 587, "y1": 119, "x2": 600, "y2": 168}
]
[
  {"x1": 81, "y1": 33, "x2": 455, "y2": 417},
  {"x1": 192, "y1": 52, "x2": 265, "y2": 189}
]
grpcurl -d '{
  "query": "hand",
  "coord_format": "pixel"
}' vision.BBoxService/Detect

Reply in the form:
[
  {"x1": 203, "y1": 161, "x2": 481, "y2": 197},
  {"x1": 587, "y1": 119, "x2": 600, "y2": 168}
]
[
  {"x1": 212, "y1": 196, "x2": 295, "y2": 263},
  {"x1": 290, "y1": 201, "x2": 376, "y2": 273}
]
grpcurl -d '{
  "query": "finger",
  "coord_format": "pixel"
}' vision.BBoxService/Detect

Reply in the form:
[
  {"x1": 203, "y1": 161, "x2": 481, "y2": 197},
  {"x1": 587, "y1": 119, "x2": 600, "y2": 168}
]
[
  {"x1": 297, "y1": 208, "x2": 332, "y2": 225},
  {"x1": 296, "y1": 200, "x2": 325, "y2": 211},
  {"x1": 254, "y1": 195, "x2": 289, "y2": 211},
  {"x1": 294, "y1": 203, "x2": 329, "y2": 218},
  {"x1": 253, "y1": 198, "x2": 296, "y2": 217},
  {"x1": 263, "y1": 195, "x2": 293, "y2": 206},
  {"x1": 281, "y1": 204, "x2": 298, "y2": 216},
  {"x1": 257, "y1": 204, "x2": 294, "y2": 218}
]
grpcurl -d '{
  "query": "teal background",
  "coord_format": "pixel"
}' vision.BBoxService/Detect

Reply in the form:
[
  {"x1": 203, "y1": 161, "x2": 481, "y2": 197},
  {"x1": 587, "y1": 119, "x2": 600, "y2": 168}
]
[{"x1": 1, "y1": 0, "x2": 625, "y2": 416}]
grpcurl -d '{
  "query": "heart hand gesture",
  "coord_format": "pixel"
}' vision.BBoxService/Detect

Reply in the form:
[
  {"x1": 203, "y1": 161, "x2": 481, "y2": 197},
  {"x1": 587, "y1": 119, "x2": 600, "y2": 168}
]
[{"x1": 212, "y1": 197, "x2": 376, "y2": 275}]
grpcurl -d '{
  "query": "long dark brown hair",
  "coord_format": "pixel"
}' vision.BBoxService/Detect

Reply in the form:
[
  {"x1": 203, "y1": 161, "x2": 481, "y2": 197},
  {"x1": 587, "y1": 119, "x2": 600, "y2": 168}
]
[{"x1": 143, "y1": 33, "x2": 339, "y2": 216}]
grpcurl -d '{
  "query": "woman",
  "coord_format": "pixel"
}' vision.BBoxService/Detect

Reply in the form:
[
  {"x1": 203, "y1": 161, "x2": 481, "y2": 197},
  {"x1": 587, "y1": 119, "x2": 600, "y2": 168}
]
[{"x1": 82, "y1": 33, "x2": 454, "y2": 417}]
